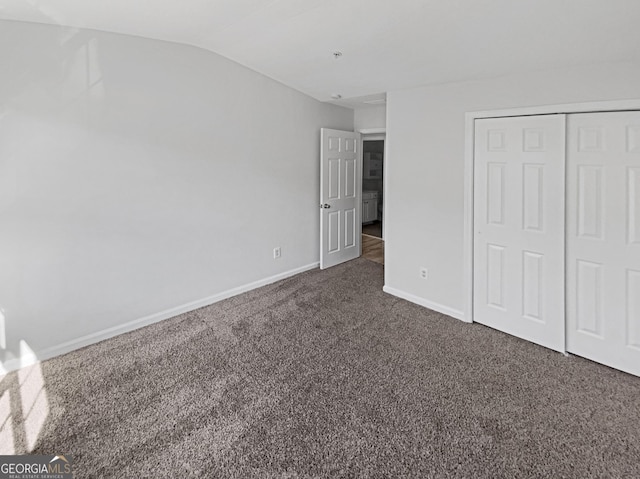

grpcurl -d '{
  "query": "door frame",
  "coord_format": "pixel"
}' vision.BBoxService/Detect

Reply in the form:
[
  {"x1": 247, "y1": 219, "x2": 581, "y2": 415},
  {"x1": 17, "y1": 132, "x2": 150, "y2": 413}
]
[
  {"x1": 463, "y1": 99, "x2": 640, "y2": 325},
  {"x1": 360, "y1": 129, "x2": 386, "y2": 240}
]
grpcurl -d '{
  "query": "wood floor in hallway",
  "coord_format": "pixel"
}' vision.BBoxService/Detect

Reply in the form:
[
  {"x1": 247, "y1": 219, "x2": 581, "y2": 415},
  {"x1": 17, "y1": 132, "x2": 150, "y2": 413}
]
[{"x1": 362, "y1": 234, "x2": 384, "y2": 265}]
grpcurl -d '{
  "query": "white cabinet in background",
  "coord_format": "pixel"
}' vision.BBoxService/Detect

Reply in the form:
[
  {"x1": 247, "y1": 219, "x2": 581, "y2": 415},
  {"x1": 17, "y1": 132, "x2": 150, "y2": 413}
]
[
  {"x1": 362, "y1": 191, "x2": 378, "y2": 224},
  {"x1": 364, "y1": 152, "x2": 383, "y2": 179}
]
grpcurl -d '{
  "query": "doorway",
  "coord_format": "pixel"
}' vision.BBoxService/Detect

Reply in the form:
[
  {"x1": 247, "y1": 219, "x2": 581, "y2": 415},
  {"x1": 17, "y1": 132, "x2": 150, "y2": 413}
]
[
  {"x1": 362, "y1": 139, "x2": 383, "y2": 238},
  {"x1": 362, "y1": 137, "x2": 384, "y2": 264}
]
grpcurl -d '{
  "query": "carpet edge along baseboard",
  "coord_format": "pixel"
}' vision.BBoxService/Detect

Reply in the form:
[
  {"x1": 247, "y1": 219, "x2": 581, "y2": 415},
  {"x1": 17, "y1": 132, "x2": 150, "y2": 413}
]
[
  {"x1": 382, "y1": 285, "x2": 466, "y2": 322},
  {"x1": 0, "y1": 262, "x2": 319, "y2": 375}
]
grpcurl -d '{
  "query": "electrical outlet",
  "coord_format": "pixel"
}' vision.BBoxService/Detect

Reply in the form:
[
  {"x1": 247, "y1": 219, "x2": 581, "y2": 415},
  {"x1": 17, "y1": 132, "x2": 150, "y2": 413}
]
[
  {"x1": 273, "y1": 247, "x2": 282, "y2": 259},
  {"x1": 419, "y1": 267, "x2": 428, "y2": 280}
]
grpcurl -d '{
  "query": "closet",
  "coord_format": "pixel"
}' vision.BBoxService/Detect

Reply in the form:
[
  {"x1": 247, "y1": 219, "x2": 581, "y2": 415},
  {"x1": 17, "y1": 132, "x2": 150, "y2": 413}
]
[{"x1": 473, "y1": 111, "x2": 640, "y2": 377}]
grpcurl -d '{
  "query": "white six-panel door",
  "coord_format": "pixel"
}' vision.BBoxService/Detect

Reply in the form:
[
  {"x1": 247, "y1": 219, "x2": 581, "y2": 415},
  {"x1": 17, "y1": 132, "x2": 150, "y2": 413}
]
[
  {"x1": 473, "y1": 115, "x2": 566, "y2": 352},
  {"x1": 320, "y1": 128, "x2": 361, "y2": 269},
  {"x1": 566, "y1": 112, "x2": 640, "y2": 376}
]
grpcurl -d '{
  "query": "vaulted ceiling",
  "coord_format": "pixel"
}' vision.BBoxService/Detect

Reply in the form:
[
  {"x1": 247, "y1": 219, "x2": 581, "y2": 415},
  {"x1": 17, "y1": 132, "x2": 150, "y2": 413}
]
[{"x1": 2, "y1": 0, "x2": 640, "y2": 104}]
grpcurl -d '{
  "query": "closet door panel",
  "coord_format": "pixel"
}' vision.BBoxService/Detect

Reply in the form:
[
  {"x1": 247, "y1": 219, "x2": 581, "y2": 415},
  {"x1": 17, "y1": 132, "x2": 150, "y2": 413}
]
[
  {"x1": 473, "y1": 115, "x2": 565, "y2": 352},
  {"x1": 567, "y1": 112, "x2": 640, "y2": 375},
  {"x1": 567, "y1": 112, "x2": 640, "y2": 376}
]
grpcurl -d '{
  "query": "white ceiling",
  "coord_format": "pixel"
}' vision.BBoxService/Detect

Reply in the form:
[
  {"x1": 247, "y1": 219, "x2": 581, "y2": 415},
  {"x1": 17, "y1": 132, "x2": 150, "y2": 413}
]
[{"x1": 2, "y1": 0, "x2": 640, "y2": 105}]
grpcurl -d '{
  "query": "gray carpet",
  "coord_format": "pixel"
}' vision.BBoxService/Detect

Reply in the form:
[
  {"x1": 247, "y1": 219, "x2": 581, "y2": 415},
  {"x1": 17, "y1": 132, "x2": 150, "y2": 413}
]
[{"x1": 2, "y1": 258, "x2": 640, "y2": 478}]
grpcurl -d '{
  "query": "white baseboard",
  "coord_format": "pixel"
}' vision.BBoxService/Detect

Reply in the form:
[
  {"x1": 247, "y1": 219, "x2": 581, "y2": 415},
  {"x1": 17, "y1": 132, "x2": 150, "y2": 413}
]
[
  {"x1": 382, "y1": 286, "x2": 467, "y2": 322},
  {"x1": 1, "y1": 262, "x2": 319, "y2": 375}
]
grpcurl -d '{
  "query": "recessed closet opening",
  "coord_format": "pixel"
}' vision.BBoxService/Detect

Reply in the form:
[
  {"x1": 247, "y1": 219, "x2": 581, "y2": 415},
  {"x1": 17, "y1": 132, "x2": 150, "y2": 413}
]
[{"x1": 465, "y1": 101, "x2": 640, "y2": 377}]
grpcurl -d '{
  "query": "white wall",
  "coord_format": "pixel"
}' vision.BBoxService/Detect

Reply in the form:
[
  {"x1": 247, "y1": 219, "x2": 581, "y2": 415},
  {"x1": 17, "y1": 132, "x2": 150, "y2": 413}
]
[
  {"x1": 385, "y1": 62, "x2": 640, "y2": 318},
  {"x1": 0, "y1": 20, "x2": 352, "y2": 371},
  {"x1": 354, "y1": 105, "x2": 386, "y2": 131}
]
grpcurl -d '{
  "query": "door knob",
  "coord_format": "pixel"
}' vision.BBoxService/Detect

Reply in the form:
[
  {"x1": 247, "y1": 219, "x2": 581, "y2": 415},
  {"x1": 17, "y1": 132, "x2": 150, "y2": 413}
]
[{"x1": 320, "y1": 204, "x2": 331, "y2": 209}]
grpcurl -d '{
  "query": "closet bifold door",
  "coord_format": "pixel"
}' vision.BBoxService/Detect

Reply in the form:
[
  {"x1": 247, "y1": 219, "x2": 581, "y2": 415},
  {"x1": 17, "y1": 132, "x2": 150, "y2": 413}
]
[
  {"x1": 566, "y1": 112, "x2": 640, "y2": 377},
  {"x1": 473, "y1": 114, "x2": 566, "y2": 352}
]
